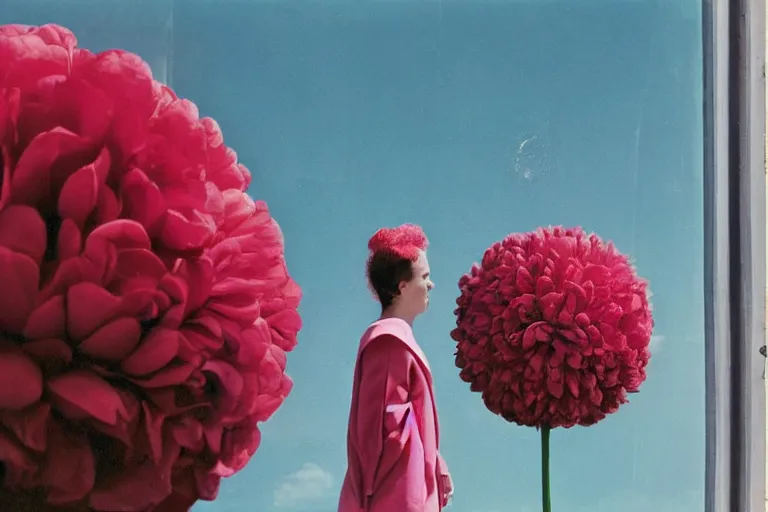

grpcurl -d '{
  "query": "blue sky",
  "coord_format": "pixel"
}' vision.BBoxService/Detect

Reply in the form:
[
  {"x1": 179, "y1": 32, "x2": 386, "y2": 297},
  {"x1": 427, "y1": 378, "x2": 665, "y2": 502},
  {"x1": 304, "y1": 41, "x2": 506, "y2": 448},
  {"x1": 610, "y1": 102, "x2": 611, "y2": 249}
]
[{"x1": 3, "y1": 0, "x2": 705, "y2": 511}]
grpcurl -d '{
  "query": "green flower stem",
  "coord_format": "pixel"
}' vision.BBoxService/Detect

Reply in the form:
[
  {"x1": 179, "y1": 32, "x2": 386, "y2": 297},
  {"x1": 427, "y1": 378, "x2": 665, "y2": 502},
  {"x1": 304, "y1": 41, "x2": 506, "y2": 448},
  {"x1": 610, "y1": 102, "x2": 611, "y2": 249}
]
[{"x1": 541, "y1": 426, "x2": 551, "y2": 512}]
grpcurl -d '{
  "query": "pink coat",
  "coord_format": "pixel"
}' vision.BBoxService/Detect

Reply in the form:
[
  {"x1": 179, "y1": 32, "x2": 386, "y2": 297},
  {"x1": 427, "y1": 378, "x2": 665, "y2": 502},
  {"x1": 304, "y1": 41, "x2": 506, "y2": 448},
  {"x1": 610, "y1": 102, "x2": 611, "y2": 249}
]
[{"x1": 338, "y1": 318, "x2": 451, "y2": 512}]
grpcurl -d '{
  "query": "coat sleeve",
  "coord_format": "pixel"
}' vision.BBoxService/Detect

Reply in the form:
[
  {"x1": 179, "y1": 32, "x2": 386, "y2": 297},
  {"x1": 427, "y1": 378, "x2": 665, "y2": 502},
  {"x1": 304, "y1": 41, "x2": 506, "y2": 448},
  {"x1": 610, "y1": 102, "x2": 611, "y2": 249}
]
[{"x1": 355, "y1": 334, "x2": 426, "y2": 511}]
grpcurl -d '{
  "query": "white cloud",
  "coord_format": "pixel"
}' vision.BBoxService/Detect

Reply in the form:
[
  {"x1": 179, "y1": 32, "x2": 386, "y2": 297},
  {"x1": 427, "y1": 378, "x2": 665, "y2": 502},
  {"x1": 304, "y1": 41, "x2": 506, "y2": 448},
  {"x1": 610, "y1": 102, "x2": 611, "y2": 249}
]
[
  {"x1": 649, "y1": 334, "x2": 665, "y2": 353},
  {"x1": 273, "y1": 463, "x2": 334, "y2": 510}
]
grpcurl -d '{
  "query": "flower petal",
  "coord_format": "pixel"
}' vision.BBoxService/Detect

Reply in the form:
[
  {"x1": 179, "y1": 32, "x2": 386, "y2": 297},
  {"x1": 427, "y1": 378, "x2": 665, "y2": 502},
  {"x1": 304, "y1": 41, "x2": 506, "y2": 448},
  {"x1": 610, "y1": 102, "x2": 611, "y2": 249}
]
[
  {"x1": 40, "y1": 421, "x2": 95, "y2": 504},
  {"x1": 0, "y1": 348, "x2": 43, "y2": 409},
  {"x1": 58, "y1": 159, "x2": 99, "y2": 226},
  {"x1": 23, "y1": 294, "x2": 66, "y2": 340},
  {"x1": 0, "y1": 429, "x2": 37, "y2": 487},
  {"x1": 56, "y1": 217, "x2": 82, "y2": 260},
  {"x1": 88, "y1": 438, "x2": 179, "y2": 511},
  {"x1": 0, "y1": 246, "x2": 39, "y2": 333},
  {"x1": 120, "y1": 168, "x2": 166, "y2": 232},
  {"x1": 129, "y1": 364, "x2": 195, "y2": 389},
  {"x1": 0, "y1": 205, "x2": 46, "y2": 264},
  {"x1": 0, "y1": 403, "x2": 50, "y2": 452},
  {"x1": 47, "y1": 370, "x2": 127, "y2": 425},
  {"x1": 121, "y1": 328, "x2": 179, "y2": 377},
  {"x1": 66, "y1": 282, "x2": 121, "y2": 340},
  {"x1": 11, "y1": 127, "x2": 90, "y2": 207},
  {"x1": 85, "y1": 219, "x2": 152, "y2": 252},
  {"x1": 21, "y1": 338, "x2": 72, "y2": 369},
  {"x1": 78, "y1": 317, "x2": 141, "y2": 361}
]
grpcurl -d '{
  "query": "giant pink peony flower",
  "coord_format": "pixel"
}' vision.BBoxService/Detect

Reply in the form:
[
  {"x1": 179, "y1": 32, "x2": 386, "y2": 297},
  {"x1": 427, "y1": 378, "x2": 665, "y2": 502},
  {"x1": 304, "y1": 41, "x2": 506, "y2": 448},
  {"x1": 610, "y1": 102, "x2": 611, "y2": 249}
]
[
  {"x1": 0, "y1": 24, "x2": 302, "y2": 511},
  {"x1": 451, "y1": 226, "x2": 653, "y2": 428}
]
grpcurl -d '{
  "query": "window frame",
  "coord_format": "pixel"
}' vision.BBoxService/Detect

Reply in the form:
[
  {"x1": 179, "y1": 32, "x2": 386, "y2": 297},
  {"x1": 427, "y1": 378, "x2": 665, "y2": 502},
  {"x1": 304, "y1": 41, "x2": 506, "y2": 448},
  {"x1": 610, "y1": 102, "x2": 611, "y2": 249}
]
[{"x1": 703, "y1": 0, "x2": 766, "y2": 510}]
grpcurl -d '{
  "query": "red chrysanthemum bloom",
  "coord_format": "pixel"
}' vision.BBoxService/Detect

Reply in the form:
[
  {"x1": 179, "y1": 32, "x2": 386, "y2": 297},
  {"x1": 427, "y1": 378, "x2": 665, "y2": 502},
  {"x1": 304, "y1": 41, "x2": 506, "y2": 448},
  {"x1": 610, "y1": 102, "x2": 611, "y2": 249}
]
[
  {"x1": 451, "y1": 226, "x2": 652, "y2": 429},
  {"x1": 0, "y1": 24, "x2": 302, "y2": 511}
]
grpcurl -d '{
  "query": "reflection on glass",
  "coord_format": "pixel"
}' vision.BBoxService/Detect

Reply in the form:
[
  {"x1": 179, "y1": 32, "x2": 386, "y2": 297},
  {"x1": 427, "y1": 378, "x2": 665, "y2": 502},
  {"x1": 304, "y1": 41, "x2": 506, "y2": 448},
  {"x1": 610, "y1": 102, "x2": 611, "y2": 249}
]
[{"x1": 1, "y1": 0, "x2": 705, "y2": 511}]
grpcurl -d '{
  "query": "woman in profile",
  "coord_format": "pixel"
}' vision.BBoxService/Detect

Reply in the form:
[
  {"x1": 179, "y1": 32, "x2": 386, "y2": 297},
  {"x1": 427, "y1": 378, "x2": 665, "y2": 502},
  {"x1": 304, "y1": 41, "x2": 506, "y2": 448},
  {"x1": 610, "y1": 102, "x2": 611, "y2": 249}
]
[{"x1": 338, "y1": 224, "x2": 453, "y2": 512}]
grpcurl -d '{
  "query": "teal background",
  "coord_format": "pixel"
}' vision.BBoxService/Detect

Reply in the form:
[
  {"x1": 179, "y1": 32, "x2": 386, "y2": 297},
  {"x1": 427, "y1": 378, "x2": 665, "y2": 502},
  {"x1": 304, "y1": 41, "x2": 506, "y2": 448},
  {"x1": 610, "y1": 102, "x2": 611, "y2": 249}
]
[{"x1": 1, "y1": 1, "x2": 705, "y2": 510}]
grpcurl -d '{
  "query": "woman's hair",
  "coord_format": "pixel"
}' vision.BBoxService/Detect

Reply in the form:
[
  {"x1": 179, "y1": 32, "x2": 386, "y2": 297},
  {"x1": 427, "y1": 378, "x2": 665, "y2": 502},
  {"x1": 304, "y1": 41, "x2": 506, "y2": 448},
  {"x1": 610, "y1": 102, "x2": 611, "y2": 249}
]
[{"x1": 366, "y1": 224, "x2": 429, "y2": 309}]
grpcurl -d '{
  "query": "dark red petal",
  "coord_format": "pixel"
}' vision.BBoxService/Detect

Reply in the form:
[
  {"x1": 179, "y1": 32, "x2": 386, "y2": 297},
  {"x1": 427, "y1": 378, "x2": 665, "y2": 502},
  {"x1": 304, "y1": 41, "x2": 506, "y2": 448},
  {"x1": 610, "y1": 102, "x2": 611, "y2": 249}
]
[
  {"x1": 139, "y1": 402, "x2": 166, "y2": 463},
  {"x1": 0, "y1": 429, "x2": 37, "y2": 487},
  {"x1": 66, "y1": 282, "x2": 121, "y2": 339},
  {"x1": 40, "y1": 421, "x2": 95, "y2": 504},
  {"x1": 0, "y1": 403, "x2": 50, "y2": 452},
  {"x1": 115, "y1": 248, "x2": 167, "y2": 282},
  {"x1": 11, "y1": 127, "x2": 89, "y2": 206},
  {"x1": 23, "y1": 294, "x2": 66, "y2": 340},
  {"x1": 120, "y1": 168, "x2": 167, "y2": 231},
  {"x1": 78, "y1": 317, "x2": 141, "y2": 361},
  {"x1": 58, "y1": 160, "x2": 99, "y2": 226},
  {"x1": 86, "y1": 390, "x2": 140, "y2": 447},
  {"x1": 122, "y1": 328, "x2": 180, "y2": 376},
  {"x1": 56, "y1": 218, "x2": 82, "y2": 260},
  {"x1": 37, "y1": 257, "x2": 89, "y2": 304},
  {"x1": 0, "y1": 205, "x2": 46, "y2": 264},
  {"x1": 0, "y1": 348, "x2": 43, "y2": 409},
  {"x1": 129, "y1": 364, "x2": 195, "y2": 389},
  {"x1": 95, "y1": 186, "x2": 120, "y2": 225},
  {"x1": 88, "y1": 438, "x2": 179, "y2": 511},
  {"x1": 85, "y1": 219, "x2": 152, "y2": 252},
  {"x1": 47, "y1": 370, "x2": 127, "y2": 425},
  {"x1": 0, "y1": 246, "x2": 39, "y2": 333},
  {"x1": 202, "y1": 360, "x2": 243, "y2": 416},
  {"x1": 160, "y1": 208, "x2": 215, "y2": 251},
  {"x1": 53, "y1": 78, "x2": 114, "y2": 141},
  {"x1": 21, "y1": 338, "x2": 73, "y2": 368}
]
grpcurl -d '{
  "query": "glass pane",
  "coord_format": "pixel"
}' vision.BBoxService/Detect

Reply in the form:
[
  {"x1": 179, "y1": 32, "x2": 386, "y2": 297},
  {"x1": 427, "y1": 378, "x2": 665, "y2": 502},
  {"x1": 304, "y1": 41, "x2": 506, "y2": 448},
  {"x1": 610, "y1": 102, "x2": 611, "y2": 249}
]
[
  {"x1": 2, "y1": 0, "x2": 705, "y2": 511},
  {"x1": 178, "y1": 2, "x2": 706, "y2": 510},
  {"x1": 0, "y1": 0, "x2": 174, "y2": 83}
]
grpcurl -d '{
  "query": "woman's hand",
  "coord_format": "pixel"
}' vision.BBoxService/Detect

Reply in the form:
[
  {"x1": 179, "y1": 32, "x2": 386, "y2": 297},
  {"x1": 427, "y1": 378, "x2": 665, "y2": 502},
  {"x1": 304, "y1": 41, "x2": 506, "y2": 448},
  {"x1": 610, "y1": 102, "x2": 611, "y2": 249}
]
[
  {"x1": 440, "y1": 472, "x2": 454, "y2": 506},
  {"x1": 437, "y1": 452, "x2": 453, "y2": 507}
]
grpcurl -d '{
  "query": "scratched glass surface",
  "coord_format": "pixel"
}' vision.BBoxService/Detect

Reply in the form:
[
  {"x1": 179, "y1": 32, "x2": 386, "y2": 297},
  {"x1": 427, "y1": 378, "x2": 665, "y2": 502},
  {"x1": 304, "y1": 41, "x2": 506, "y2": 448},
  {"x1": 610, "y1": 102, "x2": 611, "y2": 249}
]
[{"x1": 1, "y1": 1, "x2": 704, "y2": 510}]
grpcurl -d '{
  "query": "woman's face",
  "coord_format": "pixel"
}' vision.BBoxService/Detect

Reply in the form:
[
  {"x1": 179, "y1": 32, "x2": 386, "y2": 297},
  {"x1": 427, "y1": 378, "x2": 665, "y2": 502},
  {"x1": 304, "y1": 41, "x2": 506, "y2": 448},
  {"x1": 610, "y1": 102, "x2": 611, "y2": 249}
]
[{"x1": 398, "y1": 250, "x2": 434, "y2": 316}]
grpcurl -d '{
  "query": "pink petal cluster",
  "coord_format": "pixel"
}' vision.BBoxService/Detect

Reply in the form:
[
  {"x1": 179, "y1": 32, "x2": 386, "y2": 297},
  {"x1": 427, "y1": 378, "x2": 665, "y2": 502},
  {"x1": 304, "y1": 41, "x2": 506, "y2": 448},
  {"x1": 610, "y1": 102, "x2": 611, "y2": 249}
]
[
  {"x1": 367, "y1": 224, "x2": 428, "y2": 260},
  {"x1": 0, "y1": 24, "x2": 302, "y2": 511},
  {"x1": 451, "y1": 227, "x2": 652, "y2": 429}
]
